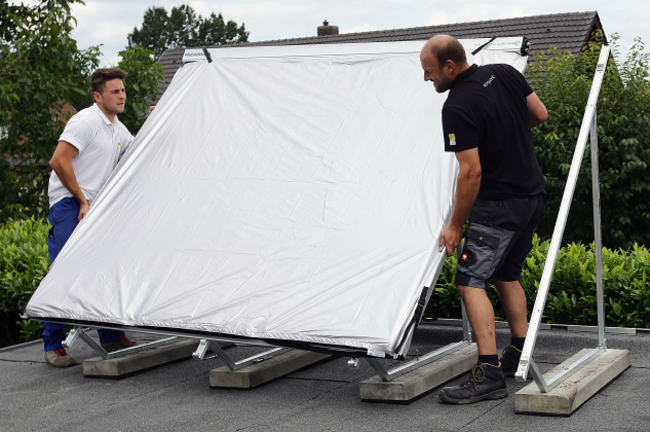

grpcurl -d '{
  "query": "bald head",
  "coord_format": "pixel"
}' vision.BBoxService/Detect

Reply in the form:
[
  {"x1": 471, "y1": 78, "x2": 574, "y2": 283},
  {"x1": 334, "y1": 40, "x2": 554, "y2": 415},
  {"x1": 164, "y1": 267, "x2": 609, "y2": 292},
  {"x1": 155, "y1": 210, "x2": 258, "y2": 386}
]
[
  {"x1": 420, "y1": 35, "x2": 470, "y2": 93},
  {"x1": 423, "y1": 35, "x2": 468, "y2": 68}
]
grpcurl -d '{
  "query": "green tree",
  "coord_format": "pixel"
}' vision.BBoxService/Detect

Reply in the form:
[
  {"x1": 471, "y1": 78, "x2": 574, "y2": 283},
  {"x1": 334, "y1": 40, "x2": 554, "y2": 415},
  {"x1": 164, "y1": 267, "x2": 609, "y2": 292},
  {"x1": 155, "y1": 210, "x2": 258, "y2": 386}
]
[
  {"x1": 0, "y1": 0, "x2": 101, "y2": 224},
  {"x1": 127, "y1": 4, "x2": 249, "y2": 60},
  {"x1": 116, "y1": 46, "x2": 165, "y2": 134},
  {"x1": 529, "y1": 32, "x2": 650, "y2": 249}
]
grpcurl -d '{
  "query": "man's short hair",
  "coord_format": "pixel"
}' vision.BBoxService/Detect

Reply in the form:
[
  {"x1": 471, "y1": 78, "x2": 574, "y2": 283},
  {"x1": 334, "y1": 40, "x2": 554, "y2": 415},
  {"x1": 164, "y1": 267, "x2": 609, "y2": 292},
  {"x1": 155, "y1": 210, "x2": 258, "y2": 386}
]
[
  {"x1": 430, "y1": 36, "x2": 467, "y2": 68},
  {"x1": 91, "y1": 68, "x2": 128, "y2": 94}
]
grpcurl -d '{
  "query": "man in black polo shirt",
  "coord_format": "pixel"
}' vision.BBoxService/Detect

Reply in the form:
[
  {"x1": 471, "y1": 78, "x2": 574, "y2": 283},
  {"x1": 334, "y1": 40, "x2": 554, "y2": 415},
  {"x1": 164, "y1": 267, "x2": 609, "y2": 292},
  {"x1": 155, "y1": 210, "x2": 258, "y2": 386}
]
[{"x1": 420, "y1": 35, "x2": 549, "y2": 404}]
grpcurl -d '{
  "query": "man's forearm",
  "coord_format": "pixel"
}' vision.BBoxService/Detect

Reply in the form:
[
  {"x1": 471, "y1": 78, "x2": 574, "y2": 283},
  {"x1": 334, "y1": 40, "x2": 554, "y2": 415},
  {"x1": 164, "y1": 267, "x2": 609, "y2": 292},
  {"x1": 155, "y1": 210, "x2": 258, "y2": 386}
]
[
  {"x1": 438, "y1": 148, "x2": 482, "y2": 255},
  {"x1": 450, "y1": 168, "x2": 481, "y2": 230}
]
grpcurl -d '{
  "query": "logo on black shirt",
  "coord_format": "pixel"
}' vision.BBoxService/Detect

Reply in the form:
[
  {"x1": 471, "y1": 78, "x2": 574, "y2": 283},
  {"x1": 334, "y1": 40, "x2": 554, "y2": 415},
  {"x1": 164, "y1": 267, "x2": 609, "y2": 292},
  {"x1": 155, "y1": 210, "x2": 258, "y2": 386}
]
[{"x1": 483, "y1": 75, "x2": 496, "y2": 88}]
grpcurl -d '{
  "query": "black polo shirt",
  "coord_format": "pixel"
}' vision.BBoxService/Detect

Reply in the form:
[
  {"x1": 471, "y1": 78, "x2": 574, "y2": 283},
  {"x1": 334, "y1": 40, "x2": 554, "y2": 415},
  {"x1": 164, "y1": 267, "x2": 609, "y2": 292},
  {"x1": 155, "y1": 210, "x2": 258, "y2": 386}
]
[{"x1": 442, "y1": 64, "x2": 546, "y2": 200}]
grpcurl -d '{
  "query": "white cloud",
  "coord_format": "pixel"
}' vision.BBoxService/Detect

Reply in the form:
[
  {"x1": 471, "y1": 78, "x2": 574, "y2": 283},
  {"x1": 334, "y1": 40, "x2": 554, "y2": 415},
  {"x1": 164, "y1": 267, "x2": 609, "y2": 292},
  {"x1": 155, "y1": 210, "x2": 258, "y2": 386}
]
[{"x1": 425, "y1": 12, "x2": 451, "y2": 26}]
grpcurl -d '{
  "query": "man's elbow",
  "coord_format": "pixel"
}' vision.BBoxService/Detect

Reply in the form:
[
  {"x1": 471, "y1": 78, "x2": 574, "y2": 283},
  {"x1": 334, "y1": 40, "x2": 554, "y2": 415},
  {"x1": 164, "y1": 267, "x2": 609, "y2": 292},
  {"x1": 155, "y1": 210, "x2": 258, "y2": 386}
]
[
  {"x1": 464, "y1": 166, "x2": 482, "y2": 183},
  {"x1": 470, "y1": 168, "x2": 482, "y2": 183},
  {"x1": 49, "y1": 155, "x2": 65, "y2": 173},
  {"x1": 527, "y1": 93, "x2": 548, "y2": 127}
]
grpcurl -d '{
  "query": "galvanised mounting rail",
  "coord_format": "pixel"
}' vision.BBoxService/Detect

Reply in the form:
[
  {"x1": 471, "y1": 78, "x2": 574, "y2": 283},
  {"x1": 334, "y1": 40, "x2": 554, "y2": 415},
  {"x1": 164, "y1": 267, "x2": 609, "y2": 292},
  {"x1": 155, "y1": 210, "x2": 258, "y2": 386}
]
[{"x1": 516, "y1": 44, "x2": 611, "y2": 392}]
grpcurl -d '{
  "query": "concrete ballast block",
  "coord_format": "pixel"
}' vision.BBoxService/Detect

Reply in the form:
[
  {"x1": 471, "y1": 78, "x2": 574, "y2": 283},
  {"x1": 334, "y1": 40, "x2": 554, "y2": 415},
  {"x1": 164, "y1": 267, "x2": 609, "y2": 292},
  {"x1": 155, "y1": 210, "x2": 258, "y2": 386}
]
[
  {"x1": 210, "y1": 349, "x2": 330, "y2": 388},
  {"x1": 515, "y1": 348, "x2": 630, "y2": 415},
  {"x1": 359, "y1": 343, "x2": 478, "y2": 401},
  {"x1": 83, "y1": 339, "x2": 231, "y2": 377}
]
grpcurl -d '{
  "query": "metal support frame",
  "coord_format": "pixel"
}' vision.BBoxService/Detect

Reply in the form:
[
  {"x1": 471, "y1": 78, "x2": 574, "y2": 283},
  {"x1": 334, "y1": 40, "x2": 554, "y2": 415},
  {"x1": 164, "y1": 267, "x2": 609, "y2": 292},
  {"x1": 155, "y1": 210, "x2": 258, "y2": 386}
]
[
  {"x1": 192, "y1": 339, "x2": 291, "y2": 371},
  {"x1": 365, "y1": 338, "x2": 471, "y2": 381},
  {"x1": 364, "y1": 246, "x2": 474, "y2": 382},
  {"x1": 515, "y1": 44, "x2": 611, "y2": 392},
  {"x1": 63, "y1": 326, "x2": 178, "y2": 360}
]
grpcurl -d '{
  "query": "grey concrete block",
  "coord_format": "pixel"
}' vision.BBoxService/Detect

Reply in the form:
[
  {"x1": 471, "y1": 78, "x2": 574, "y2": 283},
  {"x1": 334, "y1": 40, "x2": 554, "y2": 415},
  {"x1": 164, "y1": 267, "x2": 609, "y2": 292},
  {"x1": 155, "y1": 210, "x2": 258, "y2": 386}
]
[
  {"x1": 83, "y1": 339, "x2": 232, "y2": 377},
  {"x1": 209, "y1": 349, "x2": 331, "y2": 388},
  {"x1": 515, "y1": 348, "x2": 630, "y2": 415},
  {"x1": 359, "y1": 343, "x2": 478, "y2": 401}
]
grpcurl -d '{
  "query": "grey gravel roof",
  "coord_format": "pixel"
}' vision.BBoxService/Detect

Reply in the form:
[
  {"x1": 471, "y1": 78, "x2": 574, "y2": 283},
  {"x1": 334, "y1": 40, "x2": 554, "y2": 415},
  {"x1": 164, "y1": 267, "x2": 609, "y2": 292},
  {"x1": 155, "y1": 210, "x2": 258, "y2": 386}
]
[{"x1": 157, "y1": 11, "x2": 604, "y2": 98}]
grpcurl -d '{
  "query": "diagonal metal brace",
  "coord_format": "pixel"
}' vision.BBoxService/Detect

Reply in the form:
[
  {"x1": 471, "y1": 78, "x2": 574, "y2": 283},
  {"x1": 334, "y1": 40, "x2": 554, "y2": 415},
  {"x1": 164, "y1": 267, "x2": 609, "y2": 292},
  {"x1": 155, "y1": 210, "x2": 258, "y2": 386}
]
[
  {"x1": 63, "y1": 326, "x2": 177, "y2": 360},
  {"x1": 523, "y1": 347, "x2": 606, "y2": 393},
  {"x1": 192, "y1": 339, "x2": 291, "y2": 371},
  {"x1": 365, "y1": 340, "x2": 471, "y2": 382},
  {"x1": 515, "y1": 44, "x2": 611, "y2": 391}
]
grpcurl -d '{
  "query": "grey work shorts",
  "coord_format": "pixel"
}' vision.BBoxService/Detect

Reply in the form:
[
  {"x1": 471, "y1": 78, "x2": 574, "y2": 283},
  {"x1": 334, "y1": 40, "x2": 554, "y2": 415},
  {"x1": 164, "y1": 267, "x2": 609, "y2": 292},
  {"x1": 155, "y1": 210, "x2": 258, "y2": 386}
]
[{"x1": 455, "y1": 192, "x2": 547, "y2": 289}]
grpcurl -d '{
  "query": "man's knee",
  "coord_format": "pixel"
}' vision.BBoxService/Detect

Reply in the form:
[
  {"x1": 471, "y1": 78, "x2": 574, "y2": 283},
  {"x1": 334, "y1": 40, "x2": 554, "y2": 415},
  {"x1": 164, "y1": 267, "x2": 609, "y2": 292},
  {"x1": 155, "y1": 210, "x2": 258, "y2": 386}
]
[
  {"x1": 457, "y1": 284, "x2": 491, "y2": 304},
  {"x1": 457, "y1": 284, "x2": 481, "y2": 295},
  {"x1": 494, "y1": 279, "x2": 524, "y2": 294}
]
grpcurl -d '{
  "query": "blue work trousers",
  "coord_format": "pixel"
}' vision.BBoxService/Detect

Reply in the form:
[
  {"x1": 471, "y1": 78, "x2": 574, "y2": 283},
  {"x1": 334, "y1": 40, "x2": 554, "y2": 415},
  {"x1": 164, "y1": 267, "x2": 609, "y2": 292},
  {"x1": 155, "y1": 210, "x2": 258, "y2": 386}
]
[{"x1": 43, "y1": 197, "x2": 124, "y2": 351}]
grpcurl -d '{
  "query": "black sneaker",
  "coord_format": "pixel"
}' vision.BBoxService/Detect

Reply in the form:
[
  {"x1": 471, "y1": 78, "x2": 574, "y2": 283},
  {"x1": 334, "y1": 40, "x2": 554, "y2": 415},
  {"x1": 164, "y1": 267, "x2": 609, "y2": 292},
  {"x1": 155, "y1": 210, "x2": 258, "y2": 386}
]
[
  {"x1": 499, "y1": 345, "x2": 528, "y2": 378},
  {"x1": 438, "y1": 363, "x2": 508, "y2": 404}
]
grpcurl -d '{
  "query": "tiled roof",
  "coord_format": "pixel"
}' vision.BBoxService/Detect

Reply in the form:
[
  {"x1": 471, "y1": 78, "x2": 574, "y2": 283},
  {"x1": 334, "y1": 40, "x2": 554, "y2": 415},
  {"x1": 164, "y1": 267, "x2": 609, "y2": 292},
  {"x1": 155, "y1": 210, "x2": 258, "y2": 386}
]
[{"x1": 156, "y1": 11, "x2": 603, "y2": 98}]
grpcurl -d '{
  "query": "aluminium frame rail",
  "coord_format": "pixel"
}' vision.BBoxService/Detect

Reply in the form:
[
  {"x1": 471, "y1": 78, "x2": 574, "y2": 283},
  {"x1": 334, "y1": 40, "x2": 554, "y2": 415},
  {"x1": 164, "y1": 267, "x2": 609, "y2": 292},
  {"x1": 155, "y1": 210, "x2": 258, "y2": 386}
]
[
  {"x1": 365, "y1": 301, "x2": 472, "y2": 381},
  {"x1": 63, "y1": 326, "x2": 288, "y2": 368},
  {"x1": 515, "y1": 44, "x2": 611, "y2": 392},
  {"x1": 363, "y1": 247, "x2": 474, "y2": 382},
  {"x1": 192, "y1": 339, "x2": 291, "y2": 370},
  {"x1": 63, "y1": 326, "x2": 178, "y2": 360}
]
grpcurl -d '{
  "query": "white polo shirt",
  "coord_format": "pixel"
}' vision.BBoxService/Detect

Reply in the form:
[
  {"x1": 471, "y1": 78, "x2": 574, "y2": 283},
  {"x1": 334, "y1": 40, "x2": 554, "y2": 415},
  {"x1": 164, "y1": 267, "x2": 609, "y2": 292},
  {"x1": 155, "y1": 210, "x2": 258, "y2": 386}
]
[{"x1": 48, "y1": 104, "x2": 134, "y2": 207}]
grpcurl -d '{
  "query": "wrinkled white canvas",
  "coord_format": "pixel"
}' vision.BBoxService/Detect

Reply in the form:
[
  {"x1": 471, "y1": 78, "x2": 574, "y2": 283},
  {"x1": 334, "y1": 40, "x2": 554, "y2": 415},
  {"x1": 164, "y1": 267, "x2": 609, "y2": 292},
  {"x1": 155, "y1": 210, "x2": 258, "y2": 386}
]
[{"x1": 26, "y1": 39, "x2": 528, "y2": 356}]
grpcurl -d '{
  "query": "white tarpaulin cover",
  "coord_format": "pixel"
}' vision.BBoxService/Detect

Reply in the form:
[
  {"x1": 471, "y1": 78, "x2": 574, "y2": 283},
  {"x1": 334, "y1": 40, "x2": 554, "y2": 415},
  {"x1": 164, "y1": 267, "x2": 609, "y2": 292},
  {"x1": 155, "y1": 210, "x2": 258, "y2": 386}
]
[{"x1": 26, "y1": 39, "x2": 528, "y2": 357}]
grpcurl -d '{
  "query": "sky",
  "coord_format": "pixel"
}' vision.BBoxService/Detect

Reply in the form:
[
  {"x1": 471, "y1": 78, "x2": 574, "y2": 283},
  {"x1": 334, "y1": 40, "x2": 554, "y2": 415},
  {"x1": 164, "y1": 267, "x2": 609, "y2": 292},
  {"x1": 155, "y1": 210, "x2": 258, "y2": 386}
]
[{"x1": 28, "y1": 0, "x2": 650, "y2": 66}]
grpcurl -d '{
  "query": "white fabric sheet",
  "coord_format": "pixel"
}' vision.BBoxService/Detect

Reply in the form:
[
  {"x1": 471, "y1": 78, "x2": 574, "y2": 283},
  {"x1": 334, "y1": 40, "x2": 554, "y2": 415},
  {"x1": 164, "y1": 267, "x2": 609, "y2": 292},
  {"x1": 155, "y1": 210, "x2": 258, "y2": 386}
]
[{"x1": 26, "y1": 39, "x2": 528, "y2": 356}]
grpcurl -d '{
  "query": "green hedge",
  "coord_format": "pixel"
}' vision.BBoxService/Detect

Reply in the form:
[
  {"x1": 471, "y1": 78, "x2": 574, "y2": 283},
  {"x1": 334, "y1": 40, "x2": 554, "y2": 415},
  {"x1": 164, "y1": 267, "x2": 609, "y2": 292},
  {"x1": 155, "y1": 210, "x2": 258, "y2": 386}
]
[
  {"x1": 428, "y1": 235, "x2": 650, "y2": 328},
  {"x1": 0, "y1": 217, "x2": 48, "y2": 346}
]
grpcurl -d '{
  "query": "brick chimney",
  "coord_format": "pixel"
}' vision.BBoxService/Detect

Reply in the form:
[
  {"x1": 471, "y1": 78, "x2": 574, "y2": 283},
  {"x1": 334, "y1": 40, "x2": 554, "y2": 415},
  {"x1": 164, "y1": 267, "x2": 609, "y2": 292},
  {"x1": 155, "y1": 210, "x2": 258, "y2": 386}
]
[{"x1": 317, "y1": 20, "x2": 339, "y2": 36}]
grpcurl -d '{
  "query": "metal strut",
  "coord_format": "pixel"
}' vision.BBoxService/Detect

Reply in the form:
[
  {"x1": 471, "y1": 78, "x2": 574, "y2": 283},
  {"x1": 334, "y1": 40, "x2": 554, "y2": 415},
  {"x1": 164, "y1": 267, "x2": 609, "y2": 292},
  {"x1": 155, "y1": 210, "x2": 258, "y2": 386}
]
[
  {"x1": 364, "y1": 246, "x2": 474, "y2": 382},
  {"x1": 192, "y1": 339, "x2": 290, "y2": 371},
  {"x1": 365, "y1": 339, "x2": 471, "y2": 382},
  {"x1": 63, "y1": 327, "x2": 178, "y2": 360},
  {"x1": 516, "y1": 44, "x2": 611, "y2": 392}
]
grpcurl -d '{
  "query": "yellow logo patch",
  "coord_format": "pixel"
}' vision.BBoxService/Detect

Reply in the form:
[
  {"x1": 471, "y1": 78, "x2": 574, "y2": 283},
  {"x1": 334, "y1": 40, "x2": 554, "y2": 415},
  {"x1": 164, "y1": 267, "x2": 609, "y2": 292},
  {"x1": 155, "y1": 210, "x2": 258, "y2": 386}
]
[{"x1": 449, "y1": 134, "x2": 456, "y2": 146}]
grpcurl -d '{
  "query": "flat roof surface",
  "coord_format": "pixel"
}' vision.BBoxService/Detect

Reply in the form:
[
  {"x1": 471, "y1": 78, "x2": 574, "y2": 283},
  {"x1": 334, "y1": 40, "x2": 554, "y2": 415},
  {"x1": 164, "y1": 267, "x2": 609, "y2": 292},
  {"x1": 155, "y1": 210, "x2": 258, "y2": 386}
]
[{"x1": 2, "y1": 323, "x2": 648, "y2": 431}]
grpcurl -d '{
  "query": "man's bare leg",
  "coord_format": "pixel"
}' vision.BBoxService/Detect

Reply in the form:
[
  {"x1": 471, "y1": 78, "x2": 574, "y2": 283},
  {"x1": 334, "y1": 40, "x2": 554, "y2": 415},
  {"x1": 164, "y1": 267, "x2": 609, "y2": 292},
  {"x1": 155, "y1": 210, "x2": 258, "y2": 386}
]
[
  {"x1": 457, "y1": 285, "x2": 497, "y2": 355},
  {"x1": 494, "y1": 279, "x2": 528, "y2": 338}
]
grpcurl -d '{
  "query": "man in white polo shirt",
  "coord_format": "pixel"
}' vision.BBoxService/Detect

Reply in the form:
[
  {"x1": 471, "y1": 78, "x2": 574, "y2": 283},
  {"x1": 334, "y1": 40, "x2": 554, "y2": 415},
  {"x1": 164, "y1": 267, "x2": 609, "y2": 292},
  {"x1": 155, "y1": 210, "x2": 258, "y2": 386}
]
[{"x1": 43, "y1": 68, "x2": 137, "y2": 367}]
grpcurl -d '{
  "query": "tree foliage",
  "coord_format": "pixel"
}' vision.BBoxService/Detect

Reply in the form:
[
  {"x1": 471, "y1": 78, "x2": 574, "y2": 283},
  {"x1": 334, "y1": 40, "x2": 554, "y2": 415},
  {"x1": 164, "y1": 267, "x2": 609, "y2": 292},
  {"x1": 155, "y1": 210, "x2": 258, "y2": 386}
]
[
  {"x1": 529, "y1": 32, "x2": 650, "y2": 249},
  {"x1": 116, "y1": 46, "x2": 165, "y2": 134},
  {"x1": 0, "y1": 0, "x2": 100, "y2": 224},
  {"x1": 127, "y1": 4, "x2": 249, "y2": 60}
]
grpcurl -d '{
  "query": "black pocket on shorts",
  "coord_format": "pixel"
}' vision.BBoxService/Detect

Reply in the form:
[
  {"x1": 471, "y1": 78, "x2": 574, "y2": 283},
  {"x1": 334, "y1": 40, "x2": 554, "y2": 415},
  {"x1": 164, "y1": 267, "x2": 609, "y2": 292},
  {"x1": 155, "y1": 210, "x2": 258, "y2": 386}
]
[
  {"x1": 458, "y1": 224, "x2": 501, "y2": 280},
  {"x1": 469, "y1": 199, "x2": 501, "y2": 227}
]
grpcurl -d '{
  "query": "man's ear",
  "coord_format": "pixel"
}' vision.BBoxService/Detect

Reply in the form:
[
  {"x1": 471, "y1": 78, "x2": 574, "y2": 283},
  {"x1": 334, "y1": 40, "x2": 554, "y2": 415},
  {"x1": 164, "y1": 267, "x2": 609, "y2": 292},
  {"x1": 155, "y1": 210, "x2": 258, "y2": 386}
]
[
  {"x1": 92, "y1": 91, "x2": 101, "y2": 104},
  {"x1": 444, "y1": 60, "x2": 457, "y2": 76}
]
